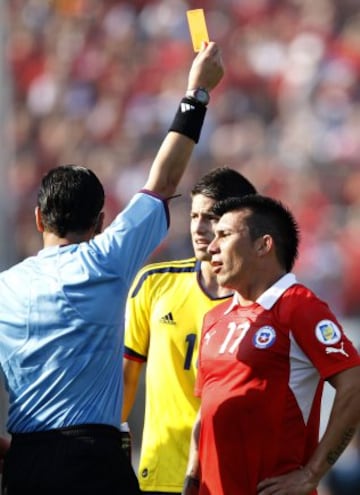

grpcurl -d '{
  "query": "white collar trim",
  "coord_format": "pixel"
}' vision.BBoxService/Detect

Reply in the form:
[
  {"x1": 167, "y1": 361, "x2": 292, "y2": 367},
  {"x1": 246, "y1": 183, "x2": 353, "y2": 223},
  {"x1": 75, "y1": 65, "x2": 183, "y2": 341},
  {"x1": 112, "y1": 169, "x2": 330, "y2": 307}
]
[{"x1": 224, "y1": 273, "x2": 298, "y2": 314}]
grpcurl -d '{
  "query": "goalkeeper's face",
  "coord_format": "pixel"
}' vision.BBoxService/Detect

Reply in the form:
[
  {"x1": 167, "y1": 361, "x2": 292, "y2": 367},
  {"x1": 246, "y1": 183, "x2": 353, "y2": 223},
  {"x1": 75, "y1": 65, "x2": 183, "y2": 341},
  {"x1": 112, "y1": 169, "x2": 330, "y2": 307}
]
[{"x1": 190, "y1": 194, "x2": 219, "y2": 262}]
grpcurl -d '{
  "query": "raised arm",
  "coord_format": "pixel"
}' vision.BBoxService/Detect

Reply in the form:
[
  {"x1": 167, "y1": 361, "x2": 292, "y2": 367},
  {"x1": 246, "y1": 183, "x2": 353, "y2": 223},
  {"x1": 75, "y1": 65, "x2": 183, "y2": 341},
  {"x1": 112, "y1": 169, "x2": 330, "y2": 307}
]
[{"x1": 143, "y1": 42, "x2": 224, "y2": 198}]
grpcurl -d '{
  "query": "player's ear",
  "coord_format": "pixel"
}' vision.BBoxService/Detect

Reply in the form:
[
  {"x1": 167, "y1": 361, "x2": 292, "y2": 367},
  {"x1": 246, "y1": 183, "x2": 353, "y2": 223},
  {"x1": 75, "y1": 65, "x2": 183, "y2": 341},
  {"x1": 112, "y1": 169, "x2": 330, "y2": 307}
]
[
  {"x1": 255, "y1": 234, "x2": 272, "y2": 256},
  {"x1": 35, "y1": 206, "x2": 44, "y2": 233}
]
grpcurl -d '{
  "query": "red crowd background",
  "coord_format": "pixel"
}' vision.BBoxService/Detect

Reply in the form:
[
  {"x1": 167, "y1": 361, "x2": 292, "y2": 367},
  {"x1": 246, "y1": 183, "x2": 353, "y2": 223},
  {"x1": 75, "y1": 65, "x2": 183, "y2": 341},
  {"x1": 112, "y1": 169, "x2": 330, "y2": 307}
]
[{"x1": 4, "y1": 0, "x2": 360, "y2": 317}]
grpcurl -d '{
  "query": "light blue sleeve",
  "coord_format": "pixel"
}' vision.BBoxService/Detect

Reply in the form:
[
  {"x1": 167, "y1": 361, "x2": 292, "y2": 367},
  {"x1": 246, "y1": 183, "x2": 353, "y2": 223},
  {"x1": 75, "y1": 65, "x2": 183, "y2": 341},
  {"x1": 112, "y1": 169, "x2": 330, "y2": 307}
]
[{"x1": 88, "y1": 192, "x2": 168, "y2": 285}]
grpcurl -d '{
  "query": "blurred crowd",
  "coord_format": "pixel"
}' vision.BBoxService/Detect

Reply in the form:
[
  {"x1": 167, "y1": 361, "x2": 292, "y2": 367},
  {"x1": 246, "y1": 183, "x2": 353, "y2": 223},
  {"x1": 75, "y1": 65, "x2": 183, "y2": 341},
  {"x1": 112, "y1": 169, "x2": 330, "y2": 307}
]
[{"x1": 3, "y1": 0, "x2": 360, "y2": 316}]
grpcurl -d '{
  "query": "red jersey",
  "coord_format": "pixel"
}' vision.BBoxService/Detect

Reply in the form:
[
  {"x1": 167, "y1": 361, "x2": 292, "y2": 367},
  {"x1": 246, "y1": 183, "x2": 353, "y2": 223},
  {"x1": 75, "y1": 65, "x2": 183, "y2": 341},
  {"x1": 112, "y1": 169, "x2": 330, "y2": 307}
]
[{"x1": 195, "y1": 274, "x2": 360, "y2": 495}]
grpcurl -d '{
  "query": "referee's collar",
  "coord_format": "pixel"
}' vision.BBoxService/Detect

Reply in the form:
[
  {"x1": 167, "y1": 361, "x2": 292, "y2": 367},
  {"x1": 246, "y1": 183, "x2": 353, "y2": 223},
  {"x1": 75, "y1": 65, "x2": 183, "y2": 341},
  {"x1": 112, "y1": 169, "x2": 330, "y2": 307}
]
[{"x1": 224, "y1": 273, "x2": 298, "y2": 314}]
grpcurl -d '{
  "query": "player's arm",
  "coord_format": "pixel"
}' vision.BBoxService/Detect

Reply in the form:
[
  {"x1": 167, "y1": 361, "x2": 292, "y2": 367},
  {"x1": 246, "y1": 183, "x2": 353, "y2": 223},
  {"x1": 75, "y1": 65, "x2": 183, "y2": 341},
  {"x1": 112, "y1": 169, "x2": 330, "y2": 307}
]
[
  {"x1": 257, "y1": 365, "x2": 360, "y2": 495},
  {"x1": 0, "y1": 435, "x2": 10, "y2": 473},
  {"x1": 122, "y1": 357, "x2": 144, "y2": 422},
  {"x1": 182, "y1": 409, "x2": 201, "y2": 495},
  {"x1": 120, "y1": 355, "x2": 144, "y2": 461},
  {"x1": 305, "y1": 367, "x2": 360, "y2": 483},
  {"x1": 122, "y1": 266, "x2": 150, "y2": 422},
  {"x1": 143, "y1": 42, "x2": 223, "y2": 198}
]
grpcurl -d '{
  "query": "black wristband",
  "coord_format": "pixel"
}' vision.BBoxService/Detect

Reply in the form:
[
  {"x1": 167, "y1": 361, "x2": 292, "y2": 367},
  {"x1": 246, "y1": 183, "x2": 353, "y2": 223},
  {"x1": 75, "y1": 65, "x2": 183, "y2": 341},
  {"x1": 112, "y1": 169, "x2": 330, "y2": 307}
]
[{"x1": 168, "y1": 97, "x2": 207, "y2": 143}]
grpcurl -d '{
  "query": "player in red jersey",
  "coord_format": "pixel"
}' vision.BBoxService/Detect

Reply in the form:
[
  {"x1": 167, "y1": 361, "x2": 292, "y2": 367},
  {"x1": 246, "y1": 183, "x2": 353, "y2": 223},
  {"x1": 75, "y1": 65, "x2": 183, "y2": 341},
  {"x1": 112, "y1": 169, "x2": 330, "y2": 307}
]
[{"x1": 182, "y1": 195, "x2": 360, "y2": 495}]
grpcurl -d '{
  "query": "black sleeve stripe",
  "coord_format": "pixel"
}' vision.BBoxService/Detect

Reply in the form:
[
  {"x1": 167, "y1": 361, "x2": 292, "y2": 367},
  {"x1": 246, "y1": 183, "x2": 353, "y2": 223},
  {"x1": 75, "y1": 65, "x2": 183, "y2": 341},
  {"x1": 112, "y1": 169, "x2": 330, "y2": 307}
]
[{"x1": 124, "y1": 346, "x2": 147, "y2": 362}]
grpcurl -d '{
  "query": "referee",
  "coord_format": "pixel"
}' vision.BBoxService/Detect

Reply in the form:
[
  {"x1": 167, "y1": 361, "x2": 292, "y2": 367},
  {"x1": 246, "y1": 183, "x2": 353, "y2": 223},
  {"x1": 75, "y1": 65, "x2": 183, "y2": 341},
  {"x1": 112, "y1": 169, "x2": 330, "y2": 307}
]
[{"x1": 0, "y1": 42, "x2": 224, "y2": 495}]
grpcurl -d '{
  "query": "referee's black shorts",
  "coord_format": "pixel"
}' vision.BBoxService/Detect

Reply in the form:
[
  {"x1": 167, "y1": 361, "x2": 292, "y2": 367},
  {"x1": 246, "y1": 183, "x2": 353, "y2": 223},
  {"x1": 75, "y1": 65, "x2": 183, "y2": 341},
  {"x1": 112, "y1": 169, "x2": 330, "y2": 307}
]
[{"x1": 2, "y1": 424, "x2": 140, "y2": 495}]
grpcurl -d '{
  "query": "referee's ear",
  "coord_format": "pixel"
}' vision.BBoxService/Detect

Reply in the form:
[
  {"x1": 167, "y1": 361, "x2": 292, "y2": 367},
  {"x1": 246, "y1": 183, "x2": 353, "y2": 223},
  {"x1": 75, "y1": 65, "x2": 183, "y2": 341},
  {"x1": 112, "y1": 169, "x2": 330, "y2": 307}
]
[
  {"x1": 35, "y1": 206, "x2": 45, "y2": 233},
  {"x1": 93, "y1": 211, "x2": 105, "y2": 235}
]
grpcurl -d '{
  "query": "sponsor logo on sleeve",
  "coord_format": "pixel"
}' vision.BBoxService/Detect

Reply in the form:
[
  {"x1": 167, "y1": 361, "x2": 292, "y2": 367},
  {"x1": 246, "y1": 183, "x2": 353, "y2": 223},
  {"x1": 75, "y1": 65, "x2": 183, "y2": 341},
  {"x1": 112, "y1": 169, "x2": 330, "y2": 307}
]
[{"x1": 253, "y1": 326, "x2": 276, "y2": 349}]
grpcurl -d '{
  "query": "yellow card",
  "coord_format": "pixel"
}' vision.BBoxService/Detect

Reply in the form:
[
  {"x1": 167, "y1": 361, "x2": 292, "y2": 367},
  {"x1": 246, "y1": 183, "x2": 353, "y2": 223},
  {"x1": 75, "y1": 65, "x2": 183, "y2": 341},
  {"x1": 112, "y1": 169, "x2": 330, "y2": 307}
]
[{"x1": 186, "y1": 9, "x2": 209, "y2": 52}]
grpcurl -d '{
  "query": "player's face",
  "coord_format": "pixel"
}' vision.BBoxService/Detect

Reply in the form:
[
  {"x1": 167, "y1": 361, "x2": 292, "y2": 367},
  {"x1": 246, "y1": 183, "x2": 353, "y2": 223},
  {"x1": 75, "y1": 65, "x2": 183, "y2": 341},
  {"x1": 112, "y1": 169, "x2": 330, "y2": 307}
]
[
  {"x1": 208, "y1": 208, "x2": 258, "y2": 290},
  {"x1": 190, "y1": 194, "x2": 218, "y2": 261}
]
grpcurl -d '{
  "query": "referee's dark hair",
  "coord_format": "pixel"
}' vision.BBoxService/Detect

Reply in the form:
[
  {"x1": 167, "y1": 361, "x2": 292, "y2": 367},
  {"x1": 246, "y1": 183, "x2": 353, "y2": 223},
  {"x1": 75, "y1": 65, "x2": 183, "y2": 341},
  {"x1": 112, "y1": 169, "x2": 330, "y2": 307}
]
[{"x1": 37, "y1": 165, "x2": 105, "y2": 237}]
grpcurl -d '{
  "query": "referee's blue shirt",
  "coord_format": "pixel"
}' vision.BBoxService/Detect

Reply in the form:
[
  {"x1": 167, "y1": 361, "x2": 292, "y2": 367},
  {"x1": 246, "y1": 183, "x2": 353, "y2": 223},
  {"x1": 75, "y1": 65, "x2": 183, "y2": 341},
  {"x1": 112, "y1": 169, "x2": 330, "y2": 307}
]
[{"x1": 0, "y1": 191, "x2": 169, "y2": 433}]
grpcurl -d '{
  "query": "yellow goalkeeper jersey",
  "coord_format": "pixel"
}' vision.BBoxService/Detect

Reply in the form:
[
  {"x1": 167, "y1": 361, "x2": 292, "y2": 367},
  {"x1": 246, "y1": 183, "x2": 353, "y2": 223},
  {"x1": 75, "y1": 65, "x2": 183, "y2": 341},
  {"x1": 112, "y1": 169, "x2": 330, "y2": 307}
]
[{"x1": 124, "y1": 257, "x2": 232, "y2": 492}]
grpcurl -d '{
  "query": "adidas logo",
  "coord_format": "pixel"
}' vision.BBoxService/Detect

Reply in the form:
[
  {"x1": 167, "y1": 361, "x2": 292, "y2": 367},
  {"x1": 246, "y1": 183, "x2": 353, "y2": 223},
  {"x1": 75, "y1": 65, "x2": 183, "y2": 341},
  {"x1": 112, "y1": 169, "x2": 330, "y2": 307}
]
[
  {"x1": 180, "y1": 102, "x2": 195, "y2": 113},
  {"x1": 160, "y1": 312, "x2": 176, "y2": 325}
]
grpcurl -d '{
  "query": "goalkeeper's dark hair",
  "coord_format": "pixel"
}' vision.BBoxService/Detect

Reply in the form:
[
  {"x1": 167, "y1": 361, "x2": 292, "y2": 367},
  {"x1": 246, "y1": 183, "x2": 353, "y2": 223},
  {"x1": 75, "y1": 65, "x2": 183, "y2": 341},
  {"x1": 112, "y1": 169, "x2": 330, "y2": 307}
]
[
  {"x1": 37, "y1": 165, "x2": 105, "y2": 237},
  {"x1": 213, "y1": 195, "x2": 300, "y2": 272}
]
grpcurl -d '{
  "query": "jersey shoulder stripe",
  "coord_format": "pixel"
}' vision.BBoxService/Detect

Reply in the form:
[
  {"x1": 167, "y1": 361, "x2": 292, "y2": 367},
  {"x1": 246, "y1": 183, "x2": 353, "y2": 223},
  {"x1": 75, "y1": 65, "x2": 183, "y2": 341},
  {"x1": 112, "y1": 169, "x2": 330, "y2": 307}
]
[
  {"x1": 124, "y1": 346, "x2": 147, "y2": 363},
  {"x1": 130, "y1": 257, "x2": 198, "y2": 298}
]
